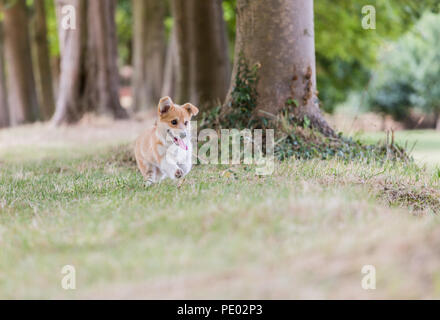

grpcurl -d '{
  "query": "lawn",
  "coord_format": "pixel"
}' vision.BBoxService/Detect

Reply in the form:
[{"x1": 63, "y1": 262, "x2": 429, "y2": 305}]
[
  {"x1": 358, "y1": 130, "x2": 440, "y2": 169},
  {"x1": 0, "y1": 123, "x2": 440, "y2": 299}
]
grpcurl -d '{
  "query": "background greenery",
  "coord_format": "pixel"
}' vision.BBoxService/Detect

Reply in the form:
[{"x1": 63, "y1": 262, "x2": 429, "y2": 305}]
[{"x1": 38, "y1": 0, "x2": 440, "y2": 119}]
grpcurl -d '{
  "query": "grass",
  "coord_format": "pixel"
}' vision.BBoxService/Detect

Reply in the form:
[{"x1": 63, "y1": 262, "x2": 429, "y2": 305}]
[
  {"x1": 0, "y1": 124, "x2": 440, "y2": 299},
  {"x1": 358, "y1": 130, "x2": 440, "y2": 169}
]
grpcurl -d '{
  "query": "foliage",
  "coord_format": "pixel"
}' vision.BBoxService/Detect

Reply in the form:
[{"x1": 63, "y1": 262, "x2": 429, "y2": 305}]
[
  {"x1": 222, "y1": 0, "x2": 236, "y2": 60},
  {"x1": 314, "y1": 0, "x2": 440, "y2": 112},
  {"x1": 200, "y1": 56, "x2": 410, "y2": 163},
  {"x1": 43, "y1": 0, "x2": 59, "y2": 57},
  {"x1": 316, "y1": 55, "x2": 370, "y2": 113},
  {"x1": 209, "y1": 54, "x2": 261, "y2": 129},
  {"x1": 367, "y1": 12, "x2": 440, "y2": 121},
  {"x1": 274, "y1": 117, "x2": 410, "y2": 163},
  {"x1": 116, "y1": 0, "x2": 133, "y2": 65},
  {"x1": 216, "y1": 1, "x2": 440, "y2": 112},
  {"x1": 368, "y1": 80, "x2": 415, "y2": 121}
]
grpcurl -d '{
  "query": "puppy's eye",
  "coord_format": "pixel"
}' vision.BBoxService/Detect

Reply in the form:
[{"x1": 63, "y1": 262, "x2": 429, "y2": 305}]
[
  {"x1": 171, "y1": 119, "x2": 178, "y2": 126},
  {"x1": 184, "y1": 121, "x2": 188, "y2": 126}
]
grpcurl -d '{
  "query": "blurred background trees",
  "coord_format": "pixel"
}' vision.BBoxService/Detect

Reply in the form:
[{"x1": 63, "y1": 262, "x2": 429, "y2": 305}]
[
  {"x1": 0, "y1": 0, "x2": 439, "y2": 130},
  {"x1": 368, "y1": 12, "x2": 440, "y2": 129},
  {"x1": 2, "y1": 0, "x2": 39, "y2": 125},
  {"x1": 172, "y1": 0, "x2": 230, "y2": 112},
  {"x1": 32, "y1": 0, "x2": 55, "y2": 120},
  {"x1": 132, "y1": 0, "x2": 166, "y2": 111},
  {"x1": 53, "y1": 0, "x2": 127, "y2": 124}
]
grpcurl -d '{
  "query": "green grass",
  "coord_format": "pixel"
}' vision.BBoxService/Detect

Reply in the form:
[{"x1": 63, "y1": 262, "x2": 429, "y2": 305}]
[
  {"x1": 358, "y1": 130, "x2": 440, "y2": 168},
  {"x1": 1, "y1": 126, "x2": 440, "y2": 299}
]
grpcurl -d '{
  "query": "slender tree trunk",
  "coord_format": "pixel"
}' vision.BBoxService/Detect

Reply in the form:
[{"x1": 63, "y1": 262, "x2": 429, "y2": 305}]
[
  {"x1": 0, "y1": 23, "x2": 9, "y2": 128},
  {"x1": 225, "y1": 0, "x2": 333, "y2": 136},
  {"x1": 173, "y1": 0, "x2": 191, "y2": 104},
  {"x1": 173, "y1": 0, "x2": 230, "y2": 110},
  {"x1": 53, "y1": 0, "x2": 127, "y2": 125},
  {"x1": 87, "y1": 0, "x2": 127, "y2": 118},
  {"x1": 190, "y1": 0, "x2": 230, "y2": 110},
  {"x1": 2, "y1": 0, "x2": 39, "y2": 125},
  {"x1": 31, "y1": 0, "x2": 55, "y2": 120},
  {"x1": 51, "y1": 55, "x2": 61, "y2": 100},
  {"x1": 132, "y1": 0, "x2": 166, "y2": 110},
  {"x1": 52, "y1": 0, "x2": 87, "y2": 124},
  {"x1": 435, "y1": 110, "x2": 440, "y2": 131},
  {"x1": 161, "y1": 27, "x2": 178, "y2": 98}
]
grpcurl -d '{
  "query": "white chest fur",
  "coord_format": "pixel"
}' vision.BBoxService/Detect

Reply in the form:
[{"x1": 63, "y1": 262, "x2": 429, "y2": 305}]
[{"x1": 157, "y1": 137, "x2": 193, "y2": 179}]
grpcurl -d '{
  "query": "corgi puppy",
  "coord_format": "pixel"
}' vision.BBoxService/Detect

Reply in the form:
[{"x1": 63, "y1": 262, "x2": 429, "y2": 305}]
[{"x1": 135, "y1": 96, "x2": 199, "y2": 186}]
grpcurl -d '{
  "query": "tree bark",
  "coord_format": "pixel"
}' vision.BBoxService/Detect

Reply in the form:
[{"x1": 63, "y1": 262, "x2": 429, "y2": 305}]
[
  {"x1": 173, "y1": 0, "x2": 191, "y2": 104},
  {"x1": 2, "y1": 0, "x2": 39, "y2": 125},
  {"x1": 132, "y1": 0, "x2": 166, "y2": 111},
  {"x1": 31, "y1": 0, "x2": 55, "y2": 120},
  {"x1": 225, "y1": 0, "x2": 334, "y2": 136},
  {"x1": 51, "y1": 55, "x2": 61, "y2": 100},
  {"x1": 161, "y1": 26, "x2": 178, "y2": 98},
  {"x1": 173, "y1": 0, "x2": 230, "y2": 111},
  {"x1": 0, "y1": 23, "x2": 9, "y2": 128},
  {"x1": 87, "y1": 0, "x2": 127, "y2": 118},
  {"x1": 53, "y1": 0, "x2": 127, "y2": 125},
  {"x1": 52, "y1": 0, "x2": 87, "y2": 124},
  {"x1": 435, "y1": 111, "x2": 440, "y2": 131}
]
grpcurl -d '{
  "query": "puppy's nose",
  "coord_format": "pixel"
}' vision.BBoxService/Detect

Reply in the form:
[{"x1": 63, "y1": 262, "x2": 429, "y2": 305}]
[{"x1": 180, "y1": 132, "x2": 187, "y2": 139}]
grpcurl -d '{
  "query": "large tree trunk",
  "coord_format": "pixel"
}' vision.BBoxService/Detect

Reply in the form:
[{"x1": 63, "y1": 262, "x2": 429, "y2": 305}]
[
  {"x1": 225, "y1": 0, "x2": 334, "y2": 136},
  {"x1": 132, "y1": 0, "x2": 166, "y2": 111},
  {"x1": 0, "y1": 23, "x2": 9, "y2": 128},
  {"x1": 173, "y1": 0, "x2": 230, "y2": 111},
  {"x1": 53, "y1": 0, "x2": 127, "y2": 125},
  {"x1": 31, "y1": 0, "x2": 55, "y2": 120},
  {"x1": 2, "y1": 0, "x2": 39, "y2": 125}
]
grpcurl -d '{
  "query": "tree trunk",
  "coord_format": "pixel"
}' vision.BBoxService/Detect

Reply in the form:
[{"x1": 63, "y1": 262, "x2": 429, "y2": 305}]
[
  {"x1": 225, "y1": 0, "x2": 334, "y2": 136},
  {"x1": 53, "y1": 0, "x2": 127, "y2": 125},
  {"x1": 51, "y1": 55, "x2": 61, "y2": 100},
  {"x1": 0, "y1": 23, "x2": 9, "y2": 128},
  {"x1": 87, "y1": 0, "x2": 127, "y2": 118},
  {"x1": 173, "y1": 0, "x2": 230, "y2": 111},
  {"x1": 132, "y1": 0, "x2": 166, "y2": 111},
  {"x1": 161, "y1": 26, "x2": 178, "y2": 98},
  {"x1": 52, "y1": 0, "x2": 87, "y2": 124},
  {"x1": 173, "y1": 0, "x2": 191, "y2": 104},
  {"x1": 435, "y1": 111, "x2": 440, "y2": 131},
  {"x1": 2, "y1": 0, "x2": 39, "y2": 125},
  {"x1": 31, "y1": 0, "x2": 55, "y2": 120}
]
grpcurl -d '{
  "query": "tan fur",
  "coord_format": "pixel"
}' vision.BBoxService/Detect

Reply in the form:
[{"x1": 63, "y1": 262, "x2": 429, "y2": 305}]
[{"x1": 135, "y1": 96, "x2": 199, "y2": 185}]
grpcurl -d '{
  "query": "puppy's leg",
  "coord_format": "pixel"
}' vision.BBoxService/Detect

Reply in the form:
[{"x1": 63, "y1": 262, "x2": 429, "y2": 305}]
[
  {"x1": 159, "y1": 158, "x2": 183, "y2": 179},
  {"x1": 143, "y1": 167, "x2": 157, "y2": 187},
  {"x1": 178, "y1": 149, "x2": 194, "y2": 177},
  {"x1": 155, "y1": 166, "x2": 166, "y2": 182},
  {"x1": 136, "y1": 156, "x2": 156, "y2": 186},
  {"x1": 178, "y1": 163, "x2": 192, "y2": 176}
]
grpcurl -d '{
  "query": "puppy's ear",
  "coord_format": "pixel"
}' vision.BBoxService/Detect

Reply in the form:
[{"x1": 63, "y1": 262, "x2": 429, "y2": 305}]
[
  {"x1": 183, "y1": 103, "x2": 199, "y2": 117},
  {"x1": 158, "y1": 96, "x2": 173, "y2": 115}
]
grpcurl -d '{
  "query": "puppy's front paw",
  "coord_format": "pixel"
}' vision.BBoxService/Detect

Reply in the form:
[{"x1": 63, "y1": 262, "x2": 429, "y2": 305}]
[{"x1": 175, "y1": 169, "x2": 183, "y2": 179}]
